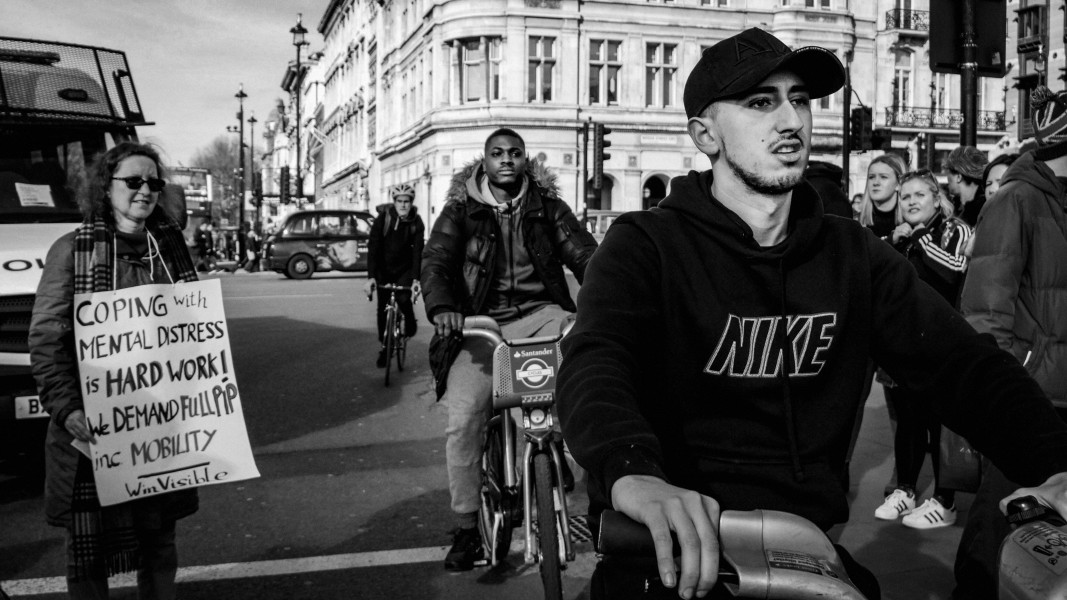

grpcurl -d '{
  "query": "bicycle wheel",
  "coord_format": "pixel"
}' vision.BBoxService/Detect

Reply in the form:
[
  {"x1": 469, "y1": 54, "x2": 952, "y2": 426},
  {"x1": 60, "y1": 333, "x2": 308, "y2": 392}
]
[
  {"x1": 384, "y1": 309, "x2": 395, "y2": 387},
  {"x1": 534, "y1": 452, "x2": 563, "y2": 600},
  {"x1": 396, "y1": 312, "x2": 406, "y2": 371},
  {"x1": 478, "y1": 417, "x2": 514, "y2": 566}
]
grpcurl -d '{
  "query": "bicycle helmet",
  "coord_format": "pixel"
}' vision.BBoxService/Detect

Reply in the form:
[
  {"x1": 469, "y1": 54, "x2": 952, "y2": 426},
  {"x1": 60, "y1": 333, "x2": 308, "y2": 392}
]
[{"x1": 391, "y1": 183, "x2": 416, "y2": 201}]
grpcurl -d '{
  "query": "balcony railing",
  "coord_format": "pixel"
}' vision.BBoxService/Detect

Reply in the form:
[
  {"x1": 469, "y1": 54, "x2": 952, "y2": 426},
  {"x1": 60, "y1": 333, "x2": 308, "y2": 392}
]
[
  {"x1": 885, "y1": 8, "x2": 929, "y2": 31},
  {"x1": 885, "y1": 107, "x2": 1006, "y2": 132}
]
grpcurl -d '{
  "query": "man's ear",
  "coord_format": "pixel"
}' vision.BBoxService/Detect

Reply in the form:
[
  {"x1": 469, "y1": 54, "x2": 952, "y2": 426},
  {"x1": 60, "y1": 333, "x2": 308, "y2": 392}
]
[{"x1": 687, "y1": 116, "x2": 720, "y2": 158}]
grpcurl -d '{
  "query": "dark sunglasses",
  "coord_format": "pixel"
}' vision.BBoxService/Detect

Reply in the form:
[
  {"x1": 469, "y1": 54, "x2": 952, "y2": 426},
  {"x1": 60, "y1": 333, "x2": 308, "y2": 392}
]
[{"x1": 111, "y1": 176, "x2": 167, "y2": 192}]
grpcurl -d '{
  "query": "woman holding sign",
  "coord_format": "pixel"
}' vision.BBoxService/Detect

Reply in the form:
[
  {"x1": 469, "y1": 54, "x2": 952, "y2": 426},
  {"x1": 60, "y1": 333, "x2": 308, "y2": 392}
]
[{"x1": 29, "y1": 142, "x2": 199, "y2": 600}]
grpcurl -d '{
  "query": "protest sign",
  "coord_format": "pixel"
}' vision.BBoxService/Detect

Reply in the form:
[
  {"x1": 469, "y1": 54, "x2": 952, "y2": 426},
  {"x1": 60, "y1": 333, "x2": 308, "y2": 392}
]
[{"x1": 74, "y1": 278, "x2": 259, "y2": 506}]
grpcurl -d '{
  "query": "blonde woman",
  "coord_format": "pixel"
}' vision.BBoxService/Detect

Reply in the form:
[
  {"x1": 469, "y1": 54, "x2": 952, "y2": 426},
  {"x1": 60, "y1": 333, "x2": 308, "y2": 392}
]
[
  {"x1": 857, "y1": 153, "x2": 908, "y2": 241},
  {"x1": 875, "y1": 168, "x2": 972, "y2": 529}
]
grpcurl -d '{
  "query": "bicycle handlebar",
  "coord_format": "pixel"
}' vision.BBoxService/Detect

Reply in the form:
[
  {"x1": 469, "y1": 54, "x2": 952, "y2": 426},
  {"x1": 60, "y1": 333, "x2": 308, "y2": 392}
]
[
  {"x1": 368, "y1": 282, "x2": 419, "y2": 303},
  {"x1": 461, "y1": 315, "x2": 504, "y2": 346},
  {"x1": 597, "y1": 509, "x2": 869, "y2": 599},
  {"x1": 460, "y1": 314, "x2": 574, "y2": 346}
]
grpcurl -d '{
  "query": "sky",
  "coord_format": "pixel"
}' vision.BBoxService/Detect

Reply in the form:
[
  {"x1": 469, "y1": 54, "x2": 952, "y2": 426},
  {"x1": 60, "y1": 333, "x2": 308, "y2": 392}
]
[{"x1": 3, "y1": 0, "x2": 329, "y2": 166}]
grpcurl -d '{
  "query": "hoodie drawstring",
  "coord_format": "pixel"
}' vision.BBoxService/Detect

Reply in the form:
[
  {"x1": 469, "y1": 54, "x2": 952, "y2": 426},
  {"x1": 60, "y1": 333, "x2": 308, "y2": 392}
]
[{"x1": 777, "y1": 258, "x2": 805, "y2": 482}]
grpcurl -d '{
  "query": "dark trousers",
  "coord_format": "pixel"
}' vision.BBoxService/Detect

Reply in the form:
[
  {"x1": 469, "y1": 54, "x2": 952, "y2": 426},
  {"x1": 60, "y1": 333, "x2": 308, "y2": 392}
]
[
  {"x1": 66, "y1": 521, "x2": 177, "y2": 600},
  {"x1": 883, "y1": 385, "x2": 953, "y2": 502},
  {"x1": 952, "y1": 405, "x2": 1067, "y2": 599},
  {"x1": 376, "y1": 288, "x2": 417, "y2": 343}
]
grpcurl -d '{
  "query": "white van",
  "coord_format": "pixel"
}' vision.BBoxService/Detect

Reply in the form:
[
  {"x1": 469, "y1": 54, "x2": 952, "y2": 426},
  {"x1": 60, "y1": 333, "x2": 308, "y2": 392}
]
[{"x1": 0, "y1": 37, "x2": 150, "y2": 460}]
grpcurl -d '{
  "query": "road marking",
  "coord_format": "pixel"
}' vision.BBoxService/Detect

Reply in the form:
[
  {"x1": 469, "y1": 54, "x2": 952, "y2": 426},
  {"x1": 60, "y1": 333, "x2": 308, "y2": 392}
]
[{"x1": 1, "y1": 546, "x2": 450, "y2": 596}]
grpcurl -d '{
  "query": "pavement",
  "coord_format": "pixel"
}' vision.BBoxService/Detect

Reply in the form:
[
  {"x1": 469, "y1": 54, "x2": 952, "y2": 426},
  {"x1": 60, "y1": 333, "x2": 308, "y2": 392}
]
[{"x1": 830, "y1": 382, "x2": 969, "y2": 600}]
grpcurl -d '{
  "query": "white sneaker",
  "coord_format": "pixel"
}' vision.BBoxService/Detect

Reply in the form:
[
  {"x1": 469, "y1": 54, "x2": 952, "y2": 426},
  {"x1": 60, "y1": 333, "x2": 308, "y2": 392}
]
[
  {"x1": 874, "y1": 488, "x2": 916, "y2": 520},
  {"x1": 902, "y1": 498, "x2": 957, "y2": 529}
]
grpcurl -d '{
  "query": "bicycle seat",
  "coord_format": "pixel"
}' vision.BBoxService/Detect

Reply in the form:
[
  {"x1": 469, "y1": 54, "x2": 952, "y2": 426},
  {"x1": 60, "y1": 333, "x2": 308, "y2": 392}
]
[{"x1": 598, "y1": 509, "x2": 867, "y2": 599}]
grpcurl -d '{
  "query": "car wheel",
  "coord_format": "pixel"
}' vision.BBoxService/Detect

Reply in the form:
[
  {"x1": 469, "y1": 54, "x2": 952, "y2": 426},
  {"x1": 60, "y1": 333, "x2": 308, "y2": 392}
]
[{"x1": 286, "y1": 255, "x2": 315, "y2": 279}]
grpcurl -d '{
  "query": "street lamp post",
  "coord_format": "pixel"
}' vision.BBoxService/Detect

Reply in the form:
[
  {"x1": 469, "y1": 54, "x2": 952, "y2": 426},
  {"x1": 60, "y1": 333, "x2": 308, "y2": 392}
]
[
  {"x1": 226, "y1": 122, "x2": 241, "y2": 225},
  {"x1": 247, "y1": 113, "x2": 258, "y2": 230},
  {"x1": 290, "y1": 14, "x2": 309, "y2": 204},
  {"x1": 235, "y1": 84, "x2": 248, "y2": 227}
]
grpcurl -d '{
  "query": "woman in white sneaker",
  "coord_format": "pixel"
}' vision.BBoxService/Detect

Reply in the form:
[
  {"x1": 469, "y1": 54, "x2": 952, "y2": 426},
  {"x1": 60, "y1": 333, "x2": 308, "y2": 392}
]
[{"x1": 874, "y1": 169, "x2": 972, "y2": 529}]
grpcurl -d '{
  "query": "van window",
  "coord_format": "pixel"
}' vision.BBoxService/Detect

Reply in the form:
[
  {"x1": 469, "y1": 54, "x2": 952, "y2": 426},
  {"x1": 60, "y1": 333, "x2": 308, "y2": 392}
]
[{"x1": 0, "y1": 130, "x2": 99, "y2": 223}]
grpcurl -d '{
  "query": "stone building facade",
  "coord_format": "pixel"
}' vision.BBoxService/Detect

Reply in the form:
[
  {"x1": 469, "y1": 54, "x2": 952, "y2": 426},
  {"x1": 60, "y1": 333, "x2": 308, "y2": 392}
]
[{"x1": 268, "y1": 0, "x2": 1009, "y2": 222}]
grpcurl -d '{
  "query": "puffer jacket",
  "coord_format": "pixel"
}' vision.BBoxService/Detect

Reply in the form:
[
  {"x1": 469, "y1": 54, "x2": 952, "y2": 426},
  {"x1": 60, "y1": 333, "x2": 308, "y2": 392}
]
[
  {"x1": 961, "y1": 151, "x2": 1067, "y2": 407},
  {"x1": 421, "y1": 160, "x2": 597, "y2": 320},
  {"x1": 30, "y1": 231, "x2": 199, "y2": 527}
]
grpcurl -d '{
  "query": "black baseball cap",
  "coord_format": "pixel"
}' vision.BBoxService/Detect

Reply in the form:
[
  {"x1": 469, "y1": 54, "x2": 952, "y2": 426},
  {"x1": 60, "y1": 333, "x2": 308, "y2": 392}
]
[{"x1": 683, "y1": 28, "x2": 846, "y2": 119}]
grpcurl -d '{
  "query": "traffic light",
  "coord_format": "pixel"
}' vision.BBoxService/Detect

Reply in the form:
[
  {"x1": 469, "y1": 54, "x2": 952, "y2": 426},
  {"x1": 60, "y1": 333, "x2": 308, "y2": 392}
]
[
  {"x1": 252, "y1": 172, "x2": 263, "y2": 206},
  {"x1": 871, "y1": 128, "x2": 891, "y2": 152},
  {"x1": 279, "y1": 166, "x2": 290, "y2": 204},
  {"x1": 850, "y1": 107, "x2": 873, "y2": 152},
  {"x1": 593, "y1": 122, "x2": 612, "y2": 190},
  {"x1": 929, "y1": 0, "x2": 1006, "y2": 76}
]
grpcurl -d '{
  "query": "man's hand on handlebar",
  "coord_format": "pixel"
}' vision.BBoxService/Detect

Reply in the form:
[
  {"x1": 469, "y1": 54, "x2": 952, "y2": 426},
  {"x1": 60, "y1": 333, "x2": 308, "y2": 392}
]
[
  {"x1": 411, "y1": 280, "x2": 421, "y2": 298},
  {"x1": 611, "y1": 474, "x2": 720, "y2": 599},
  {"x1": 433, "y1": 311, "x2": 464, "y2": 338},
  {"x1": 1001, "y1": 471, "x2": 1067, "y2": 519}
]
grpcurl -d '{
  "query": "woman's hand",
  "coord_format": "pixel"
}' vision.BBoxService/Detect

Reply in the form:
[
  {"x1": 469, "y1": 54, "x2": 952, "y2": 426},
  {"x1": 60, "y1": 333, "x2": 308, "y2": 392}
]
[
  {"x1": 64, "y1": 409, "x2": 96, "y2": 444},
  {"x1": 891, "y1": 222, "x2": 913, "y2": 244},
  {"x1": 612, "y1": 475, "x2": 721, "y2": 599},
  {"x1": 362, "y1": 280, "x2": 375, "y2": 300}
]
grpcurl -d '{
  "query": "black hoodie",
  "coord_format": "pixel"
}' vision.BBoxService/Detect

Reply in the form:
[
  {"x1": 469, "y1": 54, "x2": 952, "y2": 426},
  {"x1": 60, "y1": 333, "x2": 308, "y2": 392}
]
[
  {"x1": 557, "y1": 169, "x2": 1067, "y2": 530},
  {"x1": 367, "y1": 205, "x2": 424, "y2": 285}
]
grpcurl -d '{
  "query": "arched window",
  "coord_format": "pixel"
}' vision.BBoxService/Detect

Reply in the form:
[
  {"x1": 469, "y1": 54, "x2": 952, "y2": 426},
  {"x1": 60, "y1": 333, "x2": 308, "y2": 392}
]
[{"x1": 643, "y1": 175, "x2": 668, "y2": 209}]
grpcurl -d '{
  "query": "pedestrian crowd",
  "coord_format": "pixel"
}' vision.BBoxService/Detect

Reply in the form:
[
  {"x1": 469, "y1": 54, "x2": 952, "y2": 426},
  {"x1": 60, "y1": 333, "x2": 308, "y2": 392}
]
[{"x1": 20, "y1": 25, "x2": 1067, "y2": 600}]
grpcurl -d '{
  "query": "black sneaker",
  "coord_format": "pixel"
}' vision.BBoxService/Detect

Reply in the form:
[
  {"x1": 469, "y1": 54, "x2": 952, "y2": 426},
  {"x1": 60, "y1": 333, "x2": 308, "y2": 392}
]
[
  {"x1": 376, "y1": 348, "x2": 386, "y2": 368},
  {"x1": 444, "y1": 527, "x2": 484, "y2": 571}
]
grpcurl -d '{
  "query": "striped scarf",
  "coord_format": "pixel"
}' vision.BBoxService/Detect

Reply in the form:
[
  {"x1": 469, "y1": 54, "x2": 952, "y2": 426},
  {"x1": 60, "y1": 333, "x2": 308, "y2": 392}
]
[
  {"x1": 68, "y1": 209, "x2": 197, "y2": 581},
  {"x1": 73, "y1": 211, "x2": 197, "y2": 295}
]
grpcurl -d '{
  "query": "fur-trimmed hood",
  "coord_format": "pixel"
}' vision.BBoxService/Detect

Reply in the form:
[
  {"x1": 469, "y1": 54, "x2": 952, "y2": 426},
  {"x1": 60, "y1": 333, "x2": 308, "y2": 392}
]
[{"x1": 444, "y1": 157, "x2": 561, "y2": 205}]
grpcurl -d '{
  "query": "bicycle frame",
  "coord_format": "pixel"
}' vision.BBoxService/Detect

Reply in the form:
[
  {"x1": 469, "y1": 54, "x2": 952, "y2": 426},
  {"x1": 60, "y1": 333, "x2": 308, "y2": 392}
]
[
  {"x1": 377, "y1": 283, "x2": 415, "y2": 386},
  {"x1": 463, "y1": 316, "x2": 575, "y2": 568}
]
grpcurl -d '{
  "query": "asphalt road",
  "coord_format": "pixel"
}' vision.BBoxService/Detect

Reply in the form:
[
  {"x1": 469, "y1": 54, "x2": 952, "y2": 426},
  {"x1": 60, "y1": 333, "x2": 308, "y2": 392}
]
[
  {"x1": 0, "y1": 269, "x2": 970, "y2": 599},
  {"x1": 0, "y1": 271, "x2": 597, "y2": 599}
]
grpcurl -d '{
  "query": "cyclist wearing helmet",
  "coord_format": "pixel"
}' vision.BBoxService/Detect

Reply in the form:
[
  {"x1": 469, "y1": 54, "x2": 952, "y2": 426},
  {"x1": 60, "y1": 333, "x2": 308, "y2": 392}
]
[{"x1": 364, "y1": 183, "x2": 425, "y2": 367}]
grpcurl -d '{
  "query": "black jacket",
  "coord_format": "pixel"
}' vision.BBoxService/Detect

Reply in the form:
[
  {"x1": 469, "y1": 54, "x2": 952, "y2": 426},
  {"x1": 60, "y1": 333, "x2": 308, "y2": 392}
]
[
  {"x1": 804, "y1": 161, "x2": 852, "y2": 219},
  {"x1": 367, "y1": 205, "x2": 425, "y2": 285},
  {"x1": 557, "y1": 169, "x2": 1067, "y2": 531},
  {"x1": 896, "y1": 213, "x2": 971, "y2": 305},
  {"x1": 421, "y1": 162, "x2": 596, "y2": 321}
]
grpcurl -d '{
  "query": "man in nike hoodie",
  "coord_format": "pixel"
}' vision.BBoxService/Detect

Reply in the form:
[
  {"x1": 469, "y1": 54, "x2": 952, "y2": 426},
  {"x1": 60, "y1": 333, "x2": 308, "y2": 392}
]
[{"x1": 557, "y1": 28, "x2": 1067, "y2": 599}]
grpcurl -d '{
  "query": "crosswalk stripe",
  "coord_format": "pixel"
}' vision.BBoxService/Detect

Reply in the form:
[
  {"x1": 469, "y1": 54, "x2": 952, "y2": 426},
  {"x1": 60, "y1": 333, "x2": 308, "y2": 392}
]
[{"x1": 2, "y1": 546, "x2": 451, "y2": 596}]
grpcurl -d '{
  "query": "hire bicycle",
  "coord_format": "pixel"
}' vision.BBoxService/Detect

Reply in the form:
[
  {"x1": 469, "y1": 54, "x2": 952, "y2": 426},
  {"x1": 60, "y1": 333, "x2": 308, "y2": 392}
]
[
  {"x1": 595, "y1": 508, "x2": 870, "y2": 599},
  {"x1": 371, "y1": 283, "x2": 416, "y2": 387},
  {"x1": 461, "y1": 315, "x2": 576, "y2": 600}
]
